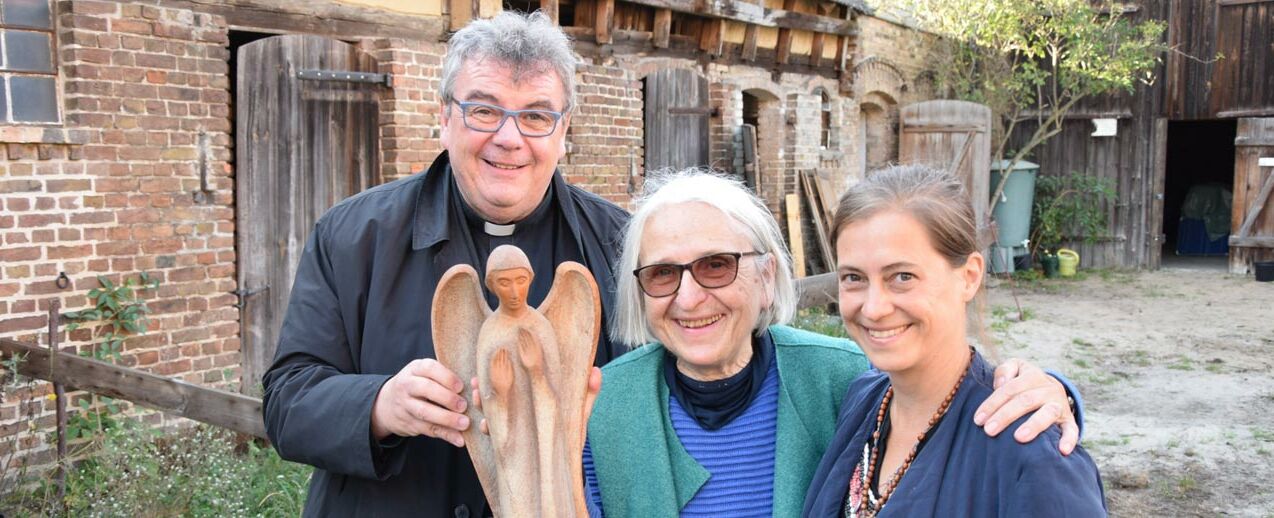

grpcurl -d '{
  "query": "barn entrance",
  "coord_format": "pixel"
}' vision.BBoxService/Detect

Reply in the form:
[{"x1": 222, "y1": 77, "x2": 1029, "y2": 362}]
[{"x1": 1160, "y1": 120, "x2": 1235, "y2": 269}]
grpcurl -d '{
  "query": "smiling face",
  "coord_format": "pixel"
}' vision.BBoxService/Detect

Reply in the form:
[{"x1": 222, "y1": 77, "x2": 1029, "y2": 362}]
[
  {"x1": 440, "y1": 57, "x2": 571, "y2": 224},
  {"x1": 490, "y1": 267, "x2": 532, "y2": 312},
  {"x1": 639, "y1": 202, "x2": 775, "y2": 381},
  {"x1": 835, "y1": 210, "x2": 983, "y2": 378}
]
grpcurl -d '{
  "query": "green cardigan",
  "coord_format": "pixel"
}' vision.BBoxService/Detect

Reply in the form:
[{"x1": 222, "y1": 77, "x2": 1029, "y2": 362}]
[{"x1": 586, "y1": 325, "x2": 869, "y2": 517}]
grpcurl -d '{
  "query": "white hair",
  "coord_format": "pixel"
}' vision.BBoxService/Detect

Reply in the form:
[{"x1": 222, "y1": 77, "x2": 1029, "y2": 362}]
[{"x1": 611, "y1": 169, "x2": 797, "y2": 347}]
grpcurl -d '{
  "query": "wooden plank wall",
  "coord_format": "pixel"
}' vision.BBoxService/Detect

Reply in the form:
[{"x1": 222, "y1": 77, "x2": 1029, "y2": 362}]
[{"x1": 1164, "y1": 0, "x2": 1274, "y2": 119}]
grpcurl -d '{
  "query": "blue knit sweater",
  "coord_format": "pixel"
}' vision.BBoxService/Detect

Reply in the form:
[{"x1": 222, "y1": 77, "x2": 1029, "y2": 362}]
[{"x1": 584, "y1": 353, "x2": 781, "y2": 517}]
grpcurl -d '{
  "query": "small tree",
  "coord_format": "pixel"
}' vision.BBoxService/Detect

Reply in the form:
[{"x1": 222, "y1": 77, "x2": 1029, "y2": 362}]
[{"x1": 885, "y1": 0, "x2": 1164, "y2": 218}]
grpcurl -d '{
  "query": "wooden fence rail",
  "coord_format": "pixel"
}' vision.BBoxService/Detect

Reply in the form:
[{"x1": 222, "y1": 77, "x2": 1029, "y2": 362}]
[{"x1": 0, "y1": 338, "x2": 266, "y2": 439}]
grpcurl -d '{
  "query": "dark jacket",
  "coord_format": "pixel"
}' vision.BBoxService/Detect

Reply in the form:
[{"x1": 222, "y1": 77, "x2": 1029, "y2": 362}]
[
  {"x1": 262, "y1": 152, "x2": 630, "y2": 517},
  {"x1": 802, "y1": 352, "x2": 1106, "y2": 518}
]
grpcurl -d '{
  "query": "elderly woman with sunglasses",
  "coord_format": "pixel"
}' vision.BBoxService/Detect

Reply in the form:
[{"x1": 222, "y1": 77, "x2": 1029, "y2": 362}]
[{"x1": 581, "y1": 169, "x2": 1081, "y2": 517}]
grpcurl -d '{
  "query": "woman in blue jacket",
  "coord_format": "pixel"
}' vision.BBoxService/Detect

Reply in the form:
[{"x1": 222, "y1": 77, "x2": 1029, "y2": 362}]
[{"x1": 803, "y1": 165, "x2": 1105, "y2": 517}]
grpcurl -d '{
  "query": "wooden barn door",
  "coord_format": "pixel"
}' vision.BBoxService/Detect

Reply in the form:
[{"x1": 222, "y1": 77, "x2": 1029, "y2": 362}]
[
  {"x1": 235, "y1": 35, "x2": 381, "y2": 394},
  {"x1": 898, "y1": 100, "x2": 992, "y2": 241},
  {"x1": 1229, "y1": 118, "x2": 1274, "y2": 274},
  {"x1": 645, "y1": 68, "x2": 710, "y2": 171}
]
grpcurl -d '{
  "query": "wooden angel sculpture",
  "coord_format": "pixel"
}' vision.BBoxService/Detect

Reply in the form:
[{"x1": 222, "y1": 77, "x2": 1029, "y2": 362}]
[{"x1": 433, "y1": 245, "x2": 600, "y2": 518}]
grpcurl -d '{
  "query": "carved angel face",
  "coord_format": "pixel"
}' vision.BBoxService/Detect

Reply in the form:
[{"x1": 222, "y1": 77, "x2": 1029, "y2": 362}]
[
  {"x1": 638, "y1": 202, "x2": 775, "y2": 381},
  {"x1": 490, "y1": 267, "x2": 533, "y2": 312}
]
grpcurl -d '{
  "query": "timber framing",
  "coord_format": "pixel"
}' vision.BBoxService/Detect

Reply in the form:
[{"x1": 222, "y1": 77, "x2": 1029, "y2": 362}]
[
  {"x1": 162, "y1": 0, "x2": 446, "y2": 40},
  {"x1": 563, "y1": 28, "x2": 843, "y2": 78},
  {"x1": 621, "y1": 0, "x2": 857, "y2": 35}
]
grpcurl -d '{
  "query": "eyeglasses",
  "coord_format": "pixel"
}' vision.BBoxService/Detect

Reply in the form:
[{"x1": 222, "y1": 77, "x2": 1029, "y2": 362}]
[
  {"x1": 453, "y1": 101, "x2": 564, "y2": 137},
  {"x1": 633, "y1": 251, "x2": 765, "y2": 298}
]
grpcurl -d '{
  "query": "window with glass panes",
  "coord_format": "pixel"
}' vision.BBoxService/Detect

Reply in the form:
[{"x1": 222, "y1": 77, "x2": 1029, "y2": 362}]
[{"x1": 0, "y1": 0, "x2": 57, "y2": 123}]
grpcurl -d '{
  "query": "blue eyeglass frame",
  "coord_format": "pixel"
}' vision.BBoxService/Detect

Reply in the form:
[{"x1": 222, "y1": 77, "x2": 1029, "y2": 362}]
[{"x1": 453, "y1": 100, "x2": 565, "y2": 137}]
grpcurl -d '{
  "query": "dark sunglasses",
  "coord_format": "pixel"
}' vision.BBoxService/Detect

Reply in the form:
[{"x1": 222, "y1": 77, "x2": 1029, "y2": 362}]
[{"x1": 633, "y1": 251, "x2": 765, "y2": 298}]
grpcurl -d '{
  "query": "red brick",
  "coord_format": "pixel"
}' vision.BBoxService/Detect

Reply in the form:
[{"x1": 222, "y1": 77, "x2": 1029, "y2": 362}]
[
  {"x1": 0, "y1": 180, "x2": 41, "y2": 193},
  {"x1": 69, "y1": 211, "x2": 114, "y2": 225},
  {"x1": 6, "y1": 198, "x2": 31, "y2": 211},
  {"x1": 17, "y1": 214, "x2": 65, "y2": 227},
  {"x1": 46, "y1": 179, "x2": 91, "y2": 193},
  {"x1": 95, "y1": 241, "x2": 139, "y2": 256},
  {"x1": 0, "y1": 315, "x2": 46, "y2": 334},
  {"x1": 111, "y1": 19, "x2": 152, "y2": 35},
  {"x1": 47, "y1": 244, "x2": 92, "y2": 259}
]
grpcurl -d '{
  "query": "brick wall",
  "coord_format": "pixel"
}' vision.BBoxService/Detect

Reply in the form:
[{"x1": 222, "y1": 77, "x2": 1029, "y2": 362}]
[
  {"x1": 559, "y1": 63, "x2": 644, "y2": 208},
  {"x1": 1, "y1": 1, "x2": 235, "y2": 469},
  {"x1": 368, "y1": 38, "x2": 446, "y2": 182}
]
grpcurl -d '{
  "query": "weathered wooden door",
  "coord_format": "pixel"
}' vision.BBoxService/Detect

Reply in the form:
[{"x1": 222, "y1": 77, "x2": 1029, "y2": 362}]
[
  {"x1": 236, "y1": 35, "x2": 381, "y2": 394},
  {"x1": 1229, "y1": 118, "x2": 1274, "y2": 274},
  {"x1": 898, "y1": 100, "x2": 992, "y2": 240},
  {"x1": 645, "y1": 68, "x2": 710, "y2": 172}
]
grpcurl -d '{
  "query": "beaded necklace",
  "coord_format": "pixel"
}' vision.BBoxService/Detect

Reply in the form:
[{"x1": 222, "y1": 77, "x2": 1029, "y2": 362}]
[{"x1": 844, "y1": 348, "x2": 974, "y2": 518}]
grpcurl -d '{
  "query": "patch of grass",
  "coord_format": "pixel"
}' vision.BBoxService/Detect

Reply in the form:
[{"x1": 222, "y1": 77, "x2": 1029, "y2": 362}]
[
  {"x1": 1252, "y1": 427, "x2": 1274, "y2": 443},
  {"x1": 1167, "y1": 357, "x2": 1195, "y2": 371},
  {"x1": 1176, "y1": 476, "x2": 1197, "y2": 493},
  {"x1": 1120, "y1": 349, "x2": 1152, "y2": 367},
  {"x1": 791, "y1": 308, "x2": 849, "y2": 338},
  {"x1": 1071, "y1": 338, "x2": 1094, "y2": 348},
  {"x1": 1072, "y1": 358, "x2": 1090, "y2": 369}
]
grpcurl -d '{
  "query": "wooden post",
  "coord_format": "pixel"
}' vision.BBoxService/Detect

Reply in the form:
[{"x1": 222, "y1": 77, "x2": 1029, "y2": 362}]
[
  {"x1": 595, "y1": 0, "x2": 614, "y2": 44},
  {"x1": 742, "y1": 25, "x2": 758, "y2": 61},
  {"x1": 449, "y1": 0, "x2": 477, "y2": 31},
  {"x1": 786, "y1": 193, "x2": 806, "y2": 277},
  {"x1": 653, "y1": 8, "x2": 672, "y2": 48},
  {"x1": 775, "y1": 0, "x2": 797, "y2": 64},
  {"x1": 543, "y1": 0, "x2": 560, "y2": 24},
  {"x1": 700, "y1": 18, "x2": 724, "y2": 56},
  {"x1": 47, "y1": 300, "x2": 66, "y2": 508}
]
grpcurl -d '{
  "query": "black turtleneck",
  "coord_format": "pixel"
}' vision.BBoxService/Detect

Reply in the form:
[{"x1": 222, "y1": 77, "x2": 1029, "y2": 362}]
[{"x1": 663, "y1": 330, "x2": 775, "y2": 431}]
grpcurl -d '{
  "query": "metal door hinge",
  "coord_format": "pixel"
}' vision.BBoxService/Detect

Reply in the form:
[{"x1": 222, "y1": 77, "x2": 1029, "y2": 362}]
[
  {"x1": 232, "y1": 285, "x2": 270, "y2": 309},
  {"x1": 297, "y1": 69, "x2": 393, "y2": 88}
]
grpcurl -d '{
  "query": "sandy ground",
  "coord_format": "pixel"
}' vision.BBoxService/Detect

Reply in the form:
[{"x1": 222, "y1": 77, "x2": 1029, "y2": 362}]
[{"x1": 985, "y1": 260, "x2": 1274, "y2": 517}]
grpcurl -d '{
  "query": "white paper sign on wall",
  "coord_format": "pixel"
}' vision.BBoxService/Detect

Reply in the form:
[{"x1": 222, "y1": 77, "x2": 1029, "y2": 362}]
[{"x1": 1091, "y1": 118, "x2": 1117, "y2": 137}]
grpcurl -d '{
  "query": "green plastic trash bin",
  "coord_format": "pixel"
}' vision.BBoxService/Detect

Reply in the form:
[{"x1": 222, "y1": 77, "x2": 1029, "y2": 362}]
[{"x1": 990, "y1": 160, "x2": 1039, "y2": 249}]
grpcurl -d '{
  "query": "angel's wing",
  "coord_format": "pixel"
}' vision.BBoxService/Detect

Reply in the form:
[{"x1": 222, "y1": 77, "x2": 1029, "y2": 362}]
[
  {"x1": 430, "y1": 264, "x2": 497, "y2": 502},
  {"x1": 537, "y1": 261, "x2": 600, "y2": 516}
]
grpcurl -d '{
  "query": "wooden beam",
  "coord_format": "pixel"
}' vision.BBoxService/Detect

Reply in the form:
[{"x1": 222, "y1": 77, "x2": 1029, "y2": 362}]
[
  {"x1": 1235, "y1": 171, "x2": 1274, "y2": 238},
  {"x1": 1229, "y1": 236, "x2": 1274, "y2": 247},
  {"x1": 652, "y1": 8, "x2": 672, "y2": 48},
  {"x1": 450, "y1": 0, "x2": 478, "y2": 32},
  {"x1": 700, "y1": 18, "x2": 725, "y2": 56},
  {"x1": 742, "y1": 24, "x2": 759, "y2": 61},
  {"x1": 164, "y1": 0, "x2": 445, "y2": 40},
  {"x1": 810, "y1": 32, "x2": 825, "y2": 67},
  {"x1": 786, "y1": 193, "x2": 806, "y2": 277},
  {"x1": 622, "y1": 0, "x2": 856, "y2": 35},
  {"x1": 794, "y1": 272, "x2": 837, "y2": 309},
  {"x1": 595, "y1": 0, "x2": 615, "y2": 44},
  {"x1": 0, "y1": 338, "x2": 267, "y2": 439},
  {"x1": 543, "y1": 0, "x2": 560, "y2": 24},
  {"x1": 775, "y1": 0, "x2": 796, "y2": 64}
]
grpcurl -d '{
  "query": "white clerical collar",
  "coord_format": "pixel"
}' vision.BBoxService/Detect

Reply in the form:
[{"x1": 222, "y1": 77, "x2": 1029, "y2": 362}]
[{"x1": 483, "y1": 221, "x2": 515, "y2": 236}]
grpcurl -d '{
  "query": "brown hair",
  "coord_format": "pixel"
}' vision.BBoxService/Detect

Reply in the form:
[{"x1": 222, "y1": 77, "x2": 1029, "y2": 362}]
[
  {"x1": 830, "y1": 164, "x2": 978, "y2": 267},
  {"x1": 830, "y1": 164, "x2": 993, "y2": 353}
]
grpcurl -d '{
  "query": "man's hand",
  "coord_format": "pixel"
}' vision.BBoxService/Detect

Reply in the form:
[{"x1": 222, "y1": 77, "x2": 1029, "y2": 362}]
[
  {"x1": 974, "y1": 358, "x2": 1079, "y2": 455},
  {"x1": 471, "y1": 366, "x2": 602, "y2": 435},
  {"x1": 371, "y1": 359, "x2": 471, "y2": 447}
]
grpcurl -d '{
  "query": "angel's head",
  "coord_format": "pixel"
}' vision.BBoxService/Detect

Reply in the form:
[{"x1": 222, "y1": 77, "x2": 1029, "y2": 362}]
[{"x1": 486, "y1": 245, "x2": 534, "y2": 312}]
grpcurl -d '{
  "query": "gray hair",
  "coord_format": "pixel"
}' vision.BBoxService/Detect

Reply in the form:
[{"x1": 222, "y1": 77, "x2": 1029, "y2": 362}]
[
  {"x1": 611, "y1": 169, "x2": 797, "y2": 348},
  {"x1": 441, "y1": 11, "x2": 579, "y2": 112}
]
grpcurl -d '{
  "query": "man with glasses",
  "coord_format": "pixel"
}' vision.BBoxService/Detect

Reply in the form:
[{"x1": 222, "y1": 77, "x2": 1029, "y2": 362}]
[{"x1": 262, "y1": 11, "x2": 629, "y2": 517}]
